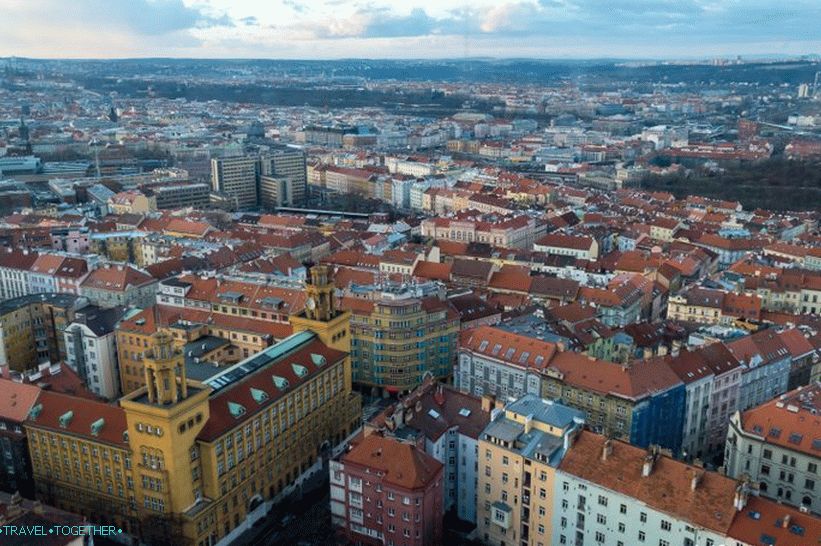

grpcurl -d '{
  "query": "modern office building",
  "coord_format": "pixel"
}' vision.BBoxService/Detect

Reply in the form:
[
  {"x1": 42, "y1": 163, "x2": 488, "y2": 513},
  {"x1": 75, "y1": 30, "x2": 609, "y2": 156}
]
[
  {"x1": 210, "y1": 156, "x2": 258, "y2": 210},
  {"x1": 260, "y1": 147, "x2": 307, "y2": 206}
]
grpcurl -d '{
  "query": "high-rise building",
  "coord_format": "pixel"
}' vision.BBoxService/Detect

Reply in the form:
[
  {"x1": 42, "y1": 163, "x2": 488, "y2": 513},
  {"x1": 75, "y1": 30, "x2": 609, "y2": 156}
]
[
  {"x1": 260, "y1": 147, "x2": 307, "y2": 207},
  {"x1": 210, "y1": 156, "x2": 258, "y2": 210},
  {"x1": 28, "y1": 266, "x2": 362, "y2": 546}
]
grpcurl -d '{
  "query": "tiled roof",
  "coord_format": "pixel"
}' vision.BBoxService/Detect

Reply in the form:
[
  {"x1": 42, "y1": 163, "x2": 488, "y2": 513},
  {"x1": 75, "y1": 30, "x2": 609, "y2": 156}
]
[
  {"x1": 342, "y1": 433, "x2": 443, "y2": 490},
  {"x1": 726, "y1": 493, "x2": 821, "y2": 546},
  {"x1": 26, "y1": 390, "x2": 128, "y2": 448},
  {"x1": 461, "y1": 325, "x2": 558, "y2": 371},
  {"x1": 738, "y1": 383, "x2": 821, "y2": 457},
  {"x1": 0, "y1": 380, "x2": 41, "y2": 422},
  {"x1": 81, "y1": 264, "x2": 154, "y2": 292},
  {"x1": 559, "y1": 431, "x2": 738, "y2": 535}
]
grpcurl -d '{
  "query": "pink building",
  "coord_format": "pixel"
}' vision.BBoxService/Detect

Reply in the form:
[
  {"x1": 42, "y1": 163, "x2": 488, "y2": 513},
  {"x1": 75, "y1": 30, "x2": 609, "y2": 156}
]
[{"x1": 330, "y1": 433, "x2": 444, "y2": 546}]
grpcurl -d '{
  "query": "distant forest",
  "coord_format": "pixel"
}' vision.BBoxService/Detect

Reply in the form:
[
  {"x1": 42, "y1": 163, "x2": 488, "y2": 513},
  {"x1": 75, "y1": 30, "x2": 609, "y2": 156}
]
[{"x1": 633, "y1": 158, "x2": 821, "y2": 211}]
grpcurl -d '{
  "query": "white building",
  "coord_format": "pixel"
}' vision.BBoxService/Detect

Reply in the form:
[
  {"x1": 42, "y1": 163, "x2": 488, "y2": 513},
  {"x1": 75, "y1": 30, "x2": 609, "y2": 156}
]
[
  {"x1": 554, "y1": 432, "x2": 749, "y2": 546},
  {"x1": 63, "y1": 306, "x2": 123, "y2": 399}
]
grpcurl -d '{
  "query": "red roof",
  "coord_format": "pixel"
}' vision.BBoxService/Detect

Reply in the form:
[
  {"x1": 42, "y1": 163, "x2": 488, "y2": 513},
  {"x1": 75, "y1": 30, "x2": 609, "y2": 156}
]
[
  {"x1": 26, "y1": 390, "x2": 128, "y2": 448},
  {"x1": 342, "y1": 433, "x2": 443, "y2": 490}
]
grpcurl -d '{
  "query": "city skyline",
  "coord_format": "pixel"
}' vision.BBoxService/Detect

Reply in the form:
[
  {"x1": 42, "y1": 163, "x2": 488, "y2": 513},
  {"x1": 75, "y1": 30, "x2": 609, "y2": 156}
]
[{"x1": 3, "y1": 0, "x2": 821, "y2": 60}]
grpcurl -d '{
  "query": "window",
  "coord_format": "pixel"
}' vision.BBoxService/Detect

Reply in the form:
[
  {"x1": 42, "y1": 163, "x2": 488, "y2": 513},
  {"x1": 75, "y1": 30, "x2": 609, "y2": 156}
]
[
  {"x1": 595, "y1": 531, "x2": 605, "y2": 543},
  {"x1": 640, "y1": 512, "x2": 647, "y2": 523},
  {"x1": 638, "y1": 531, "x2": 645, "y2": 542},
  {"x1": 660, "y1": 520, "x2": 671, "y2": 531},
  {"x1": 619, "y1": 504, "x2": 627, "y2": 514},
  {"x1": 659, "y1": 541, "x2": 670, "y2": 546},
  {"x1": 763, "y1": 449, "x2": 772, "y2": 460},
  {"x1": 538, "y1": 524, "x2": 545, "y2": 534},
  {"x1": 598, "y1": 495, "x2": 607, "y2": 506},
  {"x1": 597, "y1": 514, "x2": 606, "y2": 525},
  {"x1": 618, "y1": 523, "x2": 625, "y2": 533}
]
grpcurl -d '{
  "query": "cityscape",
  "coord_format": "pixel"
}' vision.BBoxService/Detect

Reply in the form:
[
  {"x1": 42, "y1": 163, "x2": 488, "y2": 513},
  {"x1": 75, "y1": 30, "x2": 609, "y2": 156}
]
[{"x1": 1, "y1": 3, "x2": 821, "y2": 546}]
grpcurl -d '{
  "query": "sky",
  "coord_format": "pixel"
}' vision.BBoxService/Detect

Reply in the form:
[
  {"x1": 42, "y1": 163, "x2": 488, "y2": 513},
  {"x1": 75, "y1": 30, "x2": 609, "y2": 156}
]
[{"x1": 2, "y1": 0, "x2": 821, "y2": 60}]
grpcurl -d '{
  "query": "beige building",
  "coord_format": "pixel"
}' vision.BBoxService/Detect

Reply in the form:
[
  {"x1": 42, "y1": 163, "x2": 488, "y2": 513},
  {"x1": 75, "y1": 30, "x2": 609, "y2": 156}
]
[{"x1": 477, "y1": 395, "x2": 585, "y2": 546}]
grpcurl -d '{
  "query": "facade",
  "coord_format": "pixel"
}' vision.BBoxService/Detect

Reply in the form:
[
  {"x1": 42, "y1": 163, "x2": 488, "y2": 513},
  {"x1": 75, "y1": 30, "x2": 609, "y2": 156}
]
[
  {"x1": 533, "y1": 233, "x2": 599, "y2": 260},
  {"x1": 210, "y1": 156, "x2": 258, "y2": 210},
  {"x1": 541, "y1": 352, "x2": 686, "y2": 453},
  {"x1": 80, "y1": 264, "x2": 157, "y2": 309},
  {"x1": 153, "y1": 183, "x2": 211, "y2": 210},
  {"x1": 726, "y1": 329, "x2": 794, "y2": 412},
  {"x1": 346, "y1": 295, "x2": 459, "y2": 395},
  {"x1": 0, "y1": 293, "x2": 85, "y2": 373},
  {"x1": 368, "y1": 379, "x2": 493, "y2": 524},
  {"x1": 29, "y1": 267, "x2": 362, "y2": 546},
  {"x1": 0, "y1": 379, "x2": 40, "y2": 497},
  {"x1": 63, "y1": 306, "x2": 123, "y2": 399},
  {"x1": 725, "y1": 383, "x2": 821, "y2": 514},
  {"x1": 0, "y1": 249, "x2": 37, "y2": 300},
  {"x1": 260, "y1": 147, "x2": 307, "y2": 206},
  {"x1": 456, "y1": 325, "x2": 557, "y2": 402},
  {"x1": 554, "y1": 431, "x2": 743, "y2": 546},
  {"x1": 477, "y1": 395, "x2": 585, "y2": 546},
  {"x1": 330, "y1": 432, "x2": 444, "y2": 546}
]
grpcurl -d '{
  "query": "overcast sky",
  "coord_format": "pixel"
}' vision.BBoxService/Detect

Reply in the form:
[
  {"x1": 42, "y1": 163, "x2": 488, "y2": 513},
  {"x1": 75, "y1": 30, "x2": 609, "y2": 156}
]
[{"x1": 2, "y1": 0, "x2": 821, "y2": 59}]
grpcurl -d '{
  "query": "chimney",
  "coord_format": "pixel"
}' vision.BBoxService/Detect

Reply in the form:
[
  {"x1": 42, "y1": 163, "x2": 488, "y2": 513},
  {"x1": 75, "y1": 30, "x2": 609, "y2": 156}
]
[
  {"x1": 782, "y1": 514, "x2": 791, "y2": 529},
  {"x1": 671, "y1": 340, "x2": 681, "y2": 357},
  {"x1": 643, "y1": 347, "x2": 653, "y2": 360},
  {"x1": 481, "y1": 394, "x2": 495, "y2": 413},
  {"x1": 691, "y1": 471, "x2": 703, "y2": 492},
  {"x1": 601, "y1": 439, "x2": 613, "y2": 461},
  {"x1": 642, "y1": 449, "x2": 657, "y2": 477},
  {"x1": 658, "y1": 345, "x2": 668, "y2": 357},
  {"x1": 524, "y1": 414, "x2": 534, "y2": 434},
  {"x1": 733, "y1": 483, "x2": 749, "y2": 511}
]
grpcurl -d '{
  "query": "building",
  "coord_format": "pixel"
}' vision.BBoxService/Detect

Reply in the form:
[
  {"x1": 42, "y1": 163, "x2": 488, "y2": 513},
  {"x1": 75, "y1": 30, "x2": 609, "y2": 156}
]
[
  {"x1": 211, "y1": 156, "x2": 258, "y2": 210},
  {"x1": 330, "y1": 432, "x2": 444, "y2": 546},
  {"x1": 108, "y1": 191, "x2": 158, "y2": 215},
  {"x1": 260, "y1": 147, "x2": 307, "y2": 206},
  {"x1": 80, "y1": 264, "x2": 157, "y2": 309},
  {"x1": 667, "y1": 287, "x2": 761, "y2": 326},
  {"x1": 29, "y1": 267, "x2": 362, "y2": 546},
  {"x1": 456, "y1": 325, "x2": 558, "y2": 402},
  {"x1": 477, "y1": 395, "x2": 585, "y2": 546},
  {"x1": 0, "y1": 249, "x2": 38, "y2": 300},
  {"x1": 725, "y1": 383, "x2": 821, "y2": 514},
  {"x1": 368, "y1": 379, "x2": 493, "y2": 524},
  {"x1": 0, "y1": 293, "x2": 86, "y2": 373},
  {"x1": 541, "y1": 352, "x2": 686, "y2": 453},
  {"x1": 0, "y1": 380, "x2": 40, "y2": 497},
  {"x1": 153, "y1": 183, "x2": 211, "y2": 210},
  {"x1": 534, "y1": 233, "x2": 599, "y2": 260},
  {"x1": 726, "y1": 329, "x2": 795, "y2": 412},
  {"x1": 63, "y1": 306, "x2": 123, "y2": 400},
  {"x1": 344, "y1": 294, "x2": 460, "y2": 395},
  {"x1": 554, "y1": 431, "x2": 745, "y2": 546}
]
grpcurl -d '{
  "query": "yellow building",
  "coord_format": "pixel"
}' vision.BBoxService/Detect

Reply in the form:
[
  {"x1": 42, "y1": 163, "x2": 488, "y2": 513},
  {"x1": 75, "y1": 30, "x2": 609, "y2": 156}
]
[
  {"x1": 0, "y1": 293, "x2": 83, "y2": 373},
  {"x1": 30, "y1": 267, "x2": 362, "y2": 546},
  {"x1": 477, "y1": 395, "x2": 585, "y2": 546}
]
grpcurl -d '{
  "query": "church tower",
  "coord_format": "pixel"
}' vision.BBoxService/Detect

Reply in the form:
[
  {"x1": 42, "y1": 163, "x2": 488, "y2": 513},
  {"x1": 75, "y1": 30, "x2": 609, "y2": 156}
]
[{"x1": 290, "y1": 265, "x2": 351, "y2": 353}]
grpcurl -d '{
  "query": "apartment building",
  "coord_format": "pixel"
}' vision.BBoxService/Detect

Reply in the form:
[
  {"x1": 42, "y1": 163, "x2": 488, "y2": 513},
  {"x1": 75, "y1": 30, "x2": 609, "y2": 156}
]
[
  {"x1": 330, "y1": 432, "x2": 444, "y2": 546},
  {"x1": 456, "y1": 325, "x2": 558, "y2": 402},
  {"x1": 725, "y1": 383, "x2": 821, "y2": 514},
  {"x1": 477, "y1": 395, "x2": 585, "y2": 546},
  {"x1": 554, "y1": 431, "x2": 743, "y2": 546},
  {"x1": 63, "y1": 306, "x2": 123, "y2": 399},
  {"x1": 368, "y1": 379, "x2": 493, "y2": 524},
  {"x1": 152, "y1": 183, "x2": 211, "y2": 210},
  {"x1": 260, "y1": 147, "x2": 307, "y2": 206},
  {"x1": 80, "y1": 264, "x2": 157, "y2": 309},
  {"x1": 0, "y1": 379, "x2": 40, "y2": 497},
  {"x1": 345, "y1": 294, "x2": 459, "y2": 395},
  {"x1": 534, "y1": 233, "x2": 599, "y2": 260},
  {"x1": 0, "y1": 293, "x2": 86, "y2": 373}
]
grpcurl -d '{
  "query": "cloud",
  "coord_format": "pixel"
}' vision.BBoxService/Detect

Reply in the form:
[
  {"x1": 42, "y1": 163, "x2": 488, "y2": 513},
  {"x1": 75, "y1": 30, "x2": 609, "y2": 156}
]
[
  {"x1": 241, "y1": 16, "x2": 259, "y2": 26},
  {"x1": 283, "y1": 0, "x2": 308, "y2": 13}
]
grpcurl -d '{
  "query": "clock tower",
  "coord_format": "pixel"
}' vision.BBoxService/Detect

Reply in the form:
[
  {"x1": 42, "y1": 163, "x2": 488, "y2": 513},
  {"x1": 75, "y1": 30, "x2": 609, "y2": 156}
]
[{"x1": 289, "y1": 265, "x2": 351, "y2": 353}]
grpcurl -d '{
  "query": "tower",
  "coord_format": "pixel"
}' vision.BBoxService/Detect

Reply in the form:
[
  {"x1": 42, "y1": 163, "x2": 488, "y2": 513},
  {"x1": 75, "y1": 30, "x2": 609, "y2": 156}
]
[
  {"x1": 289, "y1": 265, "x2": 351, "y2": 353},
  {"x1": 120, "y1": 329, "x2": 211, "y2": 539}
]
